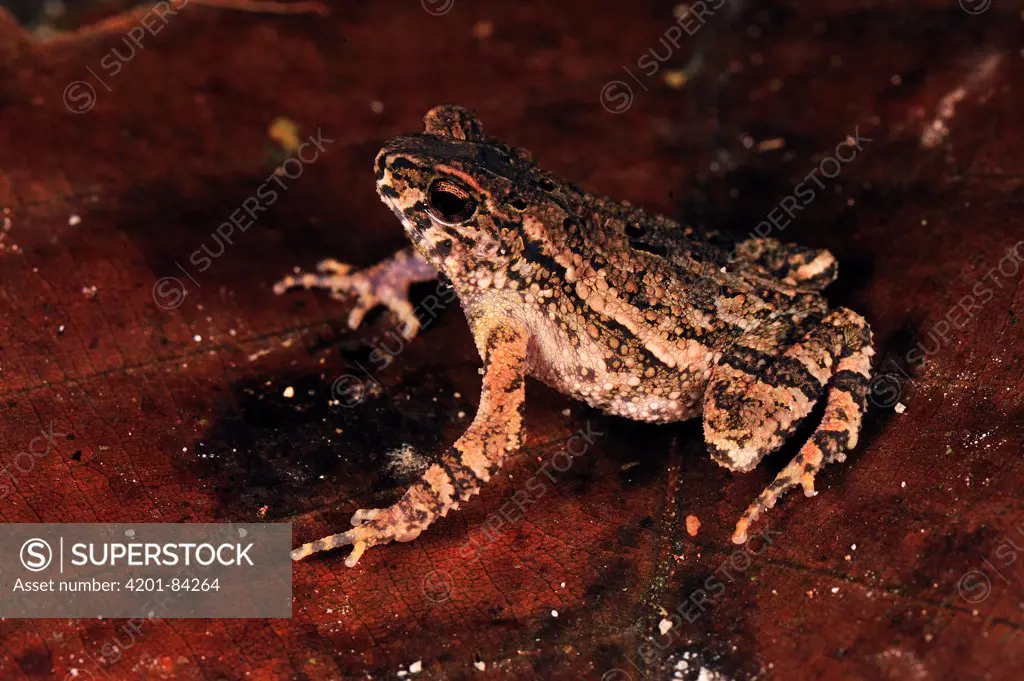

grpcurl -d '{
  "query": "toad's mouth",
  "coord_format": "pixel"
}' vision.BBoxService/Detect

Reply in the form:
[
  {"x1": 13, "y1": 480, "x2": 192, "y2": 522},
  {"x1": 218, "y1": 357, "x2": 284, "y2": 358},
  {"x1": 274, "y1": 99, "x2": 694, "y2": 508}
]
[
  {"x1": 377, "y1": 190, "x2": 416, "y2": 231},
  {"x1": 377, "y1": 191, "x2": 439, "y2": 259},
  {"x1": 382, "y1": 196, "x2": 407, "y2": 224}
]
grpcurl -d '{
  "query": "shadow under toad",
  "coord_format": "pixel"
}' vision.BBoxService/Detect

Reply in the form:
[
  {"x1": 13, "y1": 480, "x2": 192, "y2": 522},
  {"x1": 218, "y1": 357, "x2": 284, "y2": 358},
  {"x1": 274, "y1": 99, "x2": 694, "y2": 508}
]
[{"x1": 184, "y1": 364, "x2": 462, "y2": 522}]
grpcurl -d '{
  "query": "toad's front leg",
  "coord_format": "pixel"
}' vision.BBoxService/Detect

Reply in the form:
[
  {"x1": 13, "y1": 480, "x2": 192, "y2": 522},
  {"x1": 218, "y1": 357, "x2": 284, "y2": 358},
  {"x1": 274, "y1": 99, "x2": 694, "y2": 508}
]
[
  {"x1": 274, "y1": 247, "x2": 436, "y2": 338},
  {"x1": 292, "y1": 319, "x2": 530, "y2": 566}
]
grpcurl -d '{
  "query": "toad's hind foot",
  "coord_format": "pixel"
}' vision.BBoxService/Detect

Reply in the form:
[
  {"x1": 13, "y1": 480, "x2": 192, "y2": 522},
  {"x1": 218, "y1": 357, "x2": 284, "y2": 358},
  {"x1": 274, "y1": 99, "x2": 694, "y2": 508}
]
[
  {"x1": 731, "y1": 312, "x2": 873, "y2": 544},
  {"x1": 274, "y1": 247, "x2": 436, "y2": 339}
]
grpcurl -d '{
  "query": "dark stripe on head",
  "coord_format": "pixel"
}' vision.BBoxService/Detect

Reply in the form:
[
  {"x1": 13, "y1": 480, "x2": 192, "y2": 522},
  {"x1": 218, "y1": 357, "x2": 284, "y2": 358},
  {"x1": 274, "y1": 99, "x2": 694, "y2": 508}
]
[{"x1": 389, "y1": 157, "x2": 422, "y2": 172}]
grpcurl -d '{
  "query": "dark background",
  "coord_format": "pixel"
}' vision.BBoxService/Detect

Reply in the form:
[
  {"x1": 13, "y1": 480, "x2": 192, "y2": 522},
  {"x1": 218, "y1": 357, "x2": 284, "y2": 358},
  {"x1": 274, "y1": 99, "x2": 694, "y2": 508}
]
[
  {"x1": 0, "y1": 1, "x2": 1022, "y2": 680},
  {"x1": 2, "y1": 0, "x2": 139, "y2": 31}
]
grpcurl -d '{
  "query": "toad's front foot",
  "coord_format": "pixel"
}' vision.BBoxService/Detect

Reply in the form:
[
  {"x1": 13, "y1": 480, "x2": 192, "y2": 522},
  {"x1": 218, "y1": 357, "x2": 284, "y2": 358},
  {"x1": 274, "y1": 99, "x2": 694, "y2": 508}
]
[
  {"x1": 274, "y1": 247, "x2": 436, "y2": 338},
  {"x1": 291, "y1": 458, "x2": 478, "y2": 566},
  {"x1": 291, "y1": 503, "x2": 435, "y2": 567}
]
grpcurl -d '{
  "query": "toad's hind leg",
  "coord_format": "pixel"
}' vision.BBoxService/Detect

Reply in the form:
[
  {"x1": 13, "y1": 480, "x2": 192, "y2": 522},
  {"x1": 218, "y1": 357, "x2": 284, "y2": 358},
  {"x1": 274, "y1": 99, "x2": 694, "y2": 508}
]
[
  {"x1": 292, "y1": 320, "x2": 530, "y2": 566},
  {"x1": 703, "y1": 316, "x2": 828, "y2": 474},
  {"x1": 730, "y1": 308, "x2": 873, "y2": 544}
]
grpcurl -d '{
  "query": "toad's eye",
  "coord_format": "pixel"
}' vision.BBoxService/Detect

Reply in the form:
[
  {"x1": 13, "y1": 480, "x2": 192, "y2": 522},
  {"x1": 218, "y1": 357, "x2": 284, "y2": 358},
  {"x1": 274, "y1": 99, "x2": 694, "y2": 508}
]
[{"x1": 427, "y1": 179, "x2": 477, "y2": 225}]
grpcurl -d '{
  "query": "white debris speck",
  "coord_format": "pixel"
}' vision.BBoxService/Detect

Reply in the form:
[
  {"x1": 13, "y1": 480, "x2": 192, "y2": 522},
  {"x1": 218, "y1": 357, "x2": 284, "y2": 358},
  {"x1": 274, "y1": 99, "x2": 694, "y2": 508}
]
[
  {"x1": 68, "y1": 214, "x2": 81, "y2": 226},
  {"x1": 696, "y1": 667, "x2": 729, "y2": 681},
  {"x1": 560, "y1": 581, "x2": 566, "y2": 588},
  {"x1": 561, "y1": 408, "x2": 571, "y2": 417},
  {"x1": 659, "y1": 618, "x2": 674, "y2": 635},
  {"x1": 551, "y1": 609, "x2": 558, "y2": 618},
  {"x1": 901, "y1": 481, "x2": 907, "y2": 488},
  {"x1": 283, "y1": 386, "x2": 295, "y2": 398},
  {"x1": 851, "y1": 544, "x2": 857, "y2": 550},
  {"x1": 247, "y1": 348, "x2": 272, "y2": 362},
  {"x1": 409, "y1": 660, "x2": 422, "y2": 674},
  {"x1": 474, "y1": 660, "x2": 486, "y2": 671},
  {"x1": 894, "y1": 402, "x2": 906, "y2": 413},
  {"x1": 193, "y1": 334, "x2": 202, "y2": 342},
  {"x1": 831, "y1": 586, "x2": 840, "y2": 594}
]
